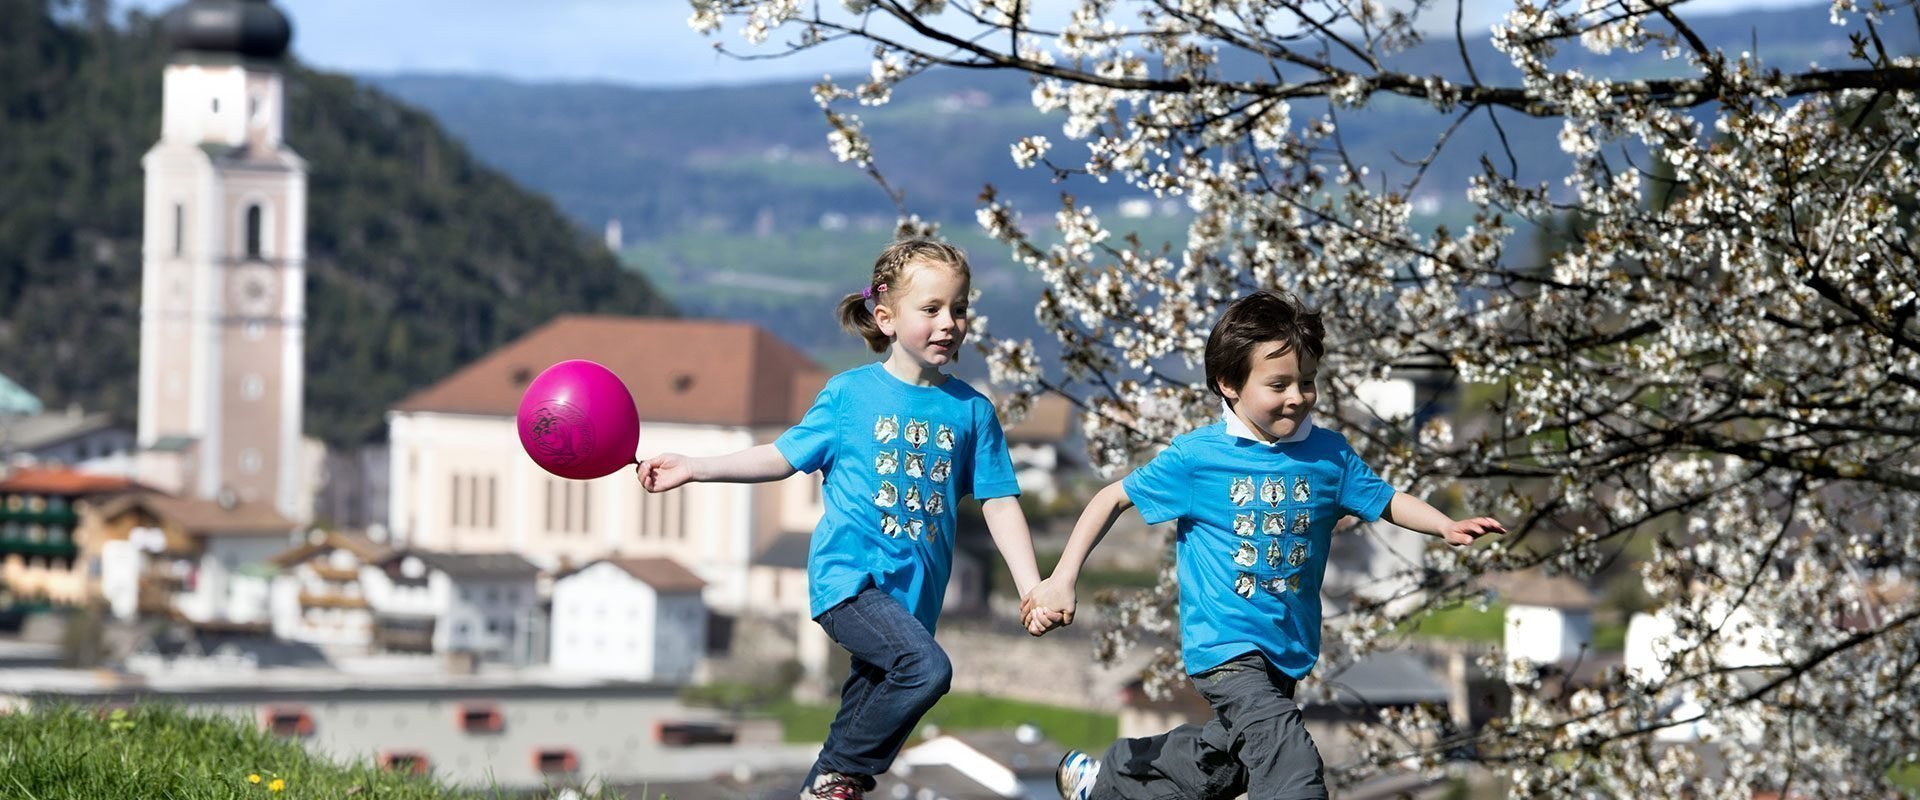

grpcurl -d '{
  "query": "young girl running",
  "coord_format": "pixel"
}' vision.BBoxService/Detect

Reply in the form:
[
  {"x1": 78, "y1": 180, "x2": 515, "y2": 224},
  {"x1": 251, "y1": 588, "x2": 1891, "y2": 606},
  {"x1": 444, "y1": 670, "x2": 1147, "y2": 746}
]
[{"x1": 637, "y1": 239, "x2": 1051, "y2": 800}]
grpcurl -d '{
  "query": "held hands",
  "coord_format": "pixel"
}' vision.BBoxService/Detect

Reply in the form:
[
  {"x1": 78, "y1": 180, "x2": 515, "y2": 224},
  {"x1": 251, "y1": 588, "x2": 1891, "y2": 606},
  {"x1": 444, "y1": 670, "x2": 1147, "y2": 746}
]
[
  {"x1": 635, "y1": 454, "x2": 694, "y2": 493},
  {"x1": 1440, "y1": 516, "x2": 1506, "y2": 546},
  {"x1": 1019, "y1": 577, "x2": 1077, "y2": 637}
]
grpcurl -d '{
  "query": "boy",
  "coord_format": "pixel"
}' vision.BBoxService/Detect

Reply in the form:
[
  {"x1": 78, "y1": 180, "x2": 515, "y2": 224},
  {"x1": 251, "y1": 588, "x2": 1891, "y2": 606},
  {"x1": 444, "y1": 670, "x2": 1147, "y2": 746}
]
[{"x1": 1022, "y1": 290, "x2": 1503, "y2": 800}]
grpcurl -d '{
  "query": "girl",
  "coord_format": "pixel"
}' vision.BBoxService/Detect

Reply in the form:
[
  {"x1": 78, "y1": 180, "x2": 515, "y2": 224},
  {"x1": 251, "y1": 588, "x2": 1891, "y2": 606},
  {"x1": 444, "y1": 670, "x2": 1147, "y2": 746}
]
[{"x1": 638, "y1": 239, "x2": 1050, "y2": 800}]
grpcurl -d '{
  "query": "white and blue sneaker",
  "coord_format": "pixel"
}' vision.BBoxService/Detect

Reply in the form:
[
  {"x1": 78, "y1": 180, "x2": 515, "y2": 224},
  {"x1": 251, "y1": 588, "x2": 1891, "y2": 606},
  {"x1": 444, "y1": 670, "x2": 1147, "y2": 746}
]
[{"x1": 1056, "y1": 749, "x2": 1099, "y2": 800}]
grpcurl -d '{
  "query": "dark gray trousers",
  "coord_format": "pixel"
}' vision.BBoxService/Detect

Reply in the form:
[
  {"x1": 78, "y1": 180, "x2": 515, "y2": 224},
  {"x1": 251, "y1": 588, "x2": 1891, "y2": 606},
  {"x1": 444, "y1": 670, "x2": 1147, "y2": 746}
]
[{"x1": 1093, "y1": 653, "x2": 1327, "y2": 800}]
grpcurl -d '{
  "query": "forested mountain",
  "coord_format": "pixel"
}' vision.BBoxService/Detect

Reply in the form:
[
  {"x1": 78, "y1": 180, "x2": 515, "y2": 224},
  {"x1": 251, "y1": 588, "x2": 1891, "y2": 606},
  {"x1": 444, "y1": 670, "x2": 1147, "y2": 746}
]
[{"x1": 0, "y1": 0, "x2": 672, "y2": 446}]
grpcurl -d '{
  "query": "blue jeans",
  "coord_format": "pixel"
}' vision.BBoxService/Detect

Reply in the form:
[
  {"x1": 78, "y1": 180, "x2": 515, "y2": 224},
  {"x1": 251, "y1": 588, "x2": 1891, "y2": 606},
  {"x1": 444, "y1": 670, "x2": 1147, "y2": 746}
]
[
  {"x1": 804, "y1": 586, "x2": 954, "y2": 790},
  {"x1": 1094, "y1": 652, "x2": 1327, "y2": 800}
]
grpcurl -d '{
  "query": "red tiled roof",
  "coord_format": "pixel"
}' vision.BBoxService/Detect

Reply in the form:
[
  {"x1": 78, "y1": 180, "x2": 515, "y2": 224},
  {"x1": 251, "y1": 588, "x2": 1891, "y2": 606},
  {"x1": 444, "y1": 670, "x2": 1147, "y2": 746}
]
[
  {"x1": 0, "y1": 467, "x2": 140, "y2": 496},
  {"x1": 391, "y1": 315, "x2": 828, "y2": 427},
  {"x1": 89, "y1": 491, "x2": 297, "y2": 537},
  {"x1": 598, "y1": 557, "x2": 707, "y2": 593}
]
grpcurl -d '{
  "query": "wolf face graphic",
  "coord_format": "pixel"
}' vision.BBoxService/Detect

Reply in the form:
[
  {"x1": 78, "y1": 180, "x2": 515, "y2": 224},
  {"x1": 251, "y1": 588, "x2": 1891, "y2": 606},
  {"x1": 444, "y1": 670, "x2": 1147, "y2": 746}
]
[
  {"x1": 1288, "y1": 541, "x2": 1309, "y2": 567},
  {"x1": 1233, "y1": 513, "x2": 1256, "y2": 537},
  {"x1": 874, "y1": 449, "x2": 898, "y2": 475},
  {"x1": 926, "y1": 492, "x2": 944, "y2": 515},
  {"x1": 1234, "y1": 542, "x2": 1258, "y2": 567},
  {"x1": 874, "y1": 415, "x2": 899, "y2": 443},
  {"x1": 905, "y1": 452, "x2": 925, "y2": 479},
  {"x1": 904, "y1": 484, "x2": 922, "y2": 513},
  {"x1": 935, "y1": 424, "x2": 955, "y2": 451},
  {"x1": 874, "y1": 481, "x2": 898, "y2": 508},
  {"x1": 908, "y1": 519, "x2": 925, "y2": 541},
  {"x1": 1266, "y1": 540, "x2": 1282, "y2": 568},
  {"x1": 1292, "y1": 510, "x2": 1311, "y2": 533},
  {"x1": 1229, "y1": 477, "x2": 1255, "y2": 507},
  {"x1": 880, "y1": 512, "x2": 901, "y2": 537},
  {"x1": 1234, "y1": 572, "x2": 1257, "y2": 598},
  {"x1": 1260, "y1": 477, "x2": 1285, "y2": 507},
  {"x1": 905, "y1": 419, "x2": 930, "y2": 449},
  {"x1": 930, "y1": 457, "x2": 951, "y2": 484},
  {"x1": 1292, "y1": 477, "x2": 1311, "y2": 503},
  {"x1": 1262, "y1": 512, "x2": 1285, "y2": 536},
  {"x1": 925, "y1": 520, "x2": 940, "y2": 543},
  {"x1": 1263, "y1": 577, "x2": 1287, "y2": 596}
]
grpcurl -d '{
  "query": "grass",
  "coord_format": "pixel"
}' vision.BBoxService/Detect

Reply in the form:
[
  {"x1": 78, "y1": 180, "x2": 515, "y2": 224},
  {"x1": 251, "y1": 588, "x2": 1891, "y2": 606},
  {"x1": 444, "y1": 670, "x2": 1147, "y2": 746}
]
[
  {"x1": 765, "y1": 691, "x2": 1118, "y2": 753},
  {"x1": 1402, "y1": 601, "x2": 1508, "y2": 643},
  {"x1": 1893, "y1": 758, "x2": 1920, "y2": 797},
  {"x1": 0, "y1": 704, "x2": 615, "y2": 800}
]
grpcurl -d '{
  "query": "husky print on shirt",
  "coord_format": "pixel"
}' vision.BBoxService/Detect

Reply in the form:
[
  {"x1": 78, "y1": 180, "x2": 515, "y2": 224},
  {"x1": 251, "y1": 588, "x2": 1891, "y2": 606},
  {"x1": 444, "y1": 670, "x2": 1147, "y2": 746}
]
[
  {"x1": 874, "y1": 481, "x2": 898, "y2": 508},
  {"x1": 1262, "y1": 512, "x2": 1285, "y2": 536},
  {"x1": 1233, "y1": 513, "x2": 1256, "y2": 537},
  {"x1": 875, "y1": 449, "x2": 899, "y2": 475},
  {"x1": 1229, "y1": 477, "x2": 1256, "y2": 507},
  {"x1": 905, "y1": 419, "x2": 930, "y2": 449},
  {"x1": 930, "y1": 457, "x2": 951, "y2": 484},
  {"x1": 1260, "y1": 477, "x2": 1286, "y2": 507},
  {"x1": 1263, "y1": 576, "x2": 1287, "y2": 596},
  {"x1": 1292, "y1": 509, "x2": 1311, "y2": 533},
  {"x1": 908, "y1": 519, "x2": 925, "y2": 541},
  {"x1": 904, "y1": 484, "x2": 922, "y2": 513},
  {"x1": 880, "y1": 512, "x2": 901, "y2": 538},
  {"x1": 874, "y1": 415, "x2": 899, "y2": 444},
  {"x1": 935, "y1": 424, "x2": 955, "y2": 451},
  {"x1": 1234, "y1": 541, "x2": 1259, "y2": 567},
  {"x1": 1292, "y1": 476, "x2": 1311, "y2": 503},
  {"x1": 904, "y1": 452, "x2": 925, "y2": 479},
  {"x1": 926, "y1": 491, "x2": 944, "y2": 515},
  {"x1": 1234, "y1": 572, "x2": 1257, "y2": 598},
  {"x1": 1287, "y1": 541, "x2": 1309, "y2": 567},
  {"x1": 1266, "y1": 540, "x2": 1282, "y2": 568}
]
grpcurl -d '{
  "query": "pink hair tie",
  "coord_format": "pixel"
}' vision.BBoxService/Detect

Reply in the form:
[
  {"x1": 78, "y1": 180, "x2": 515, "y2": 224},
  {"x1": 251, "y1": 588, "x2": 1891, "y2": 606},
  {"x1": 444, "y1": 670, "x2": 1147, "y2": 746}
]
[{"x1": 862, "y1": 283, "x2": 888, "y2": 301}]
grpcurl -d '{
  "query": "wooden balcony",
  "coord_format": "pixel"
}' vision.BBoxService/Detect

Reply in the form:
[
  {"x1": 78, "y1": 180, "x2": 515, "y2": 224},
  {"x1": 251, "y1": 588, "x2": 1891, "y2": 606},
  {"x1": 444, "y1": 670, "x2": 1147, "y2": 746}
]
[{"x1": 298, "y1": 592, "x2": 368, "y2": 610}]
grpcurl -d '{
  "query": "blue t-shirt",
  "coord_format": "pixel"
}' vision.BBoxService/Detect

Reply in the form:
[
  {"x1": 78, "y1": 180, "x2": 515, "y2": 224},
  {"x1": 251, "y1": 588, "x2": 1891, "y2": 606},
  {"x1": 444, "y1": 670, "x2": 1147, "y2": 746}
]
[
  {"x1": 775, "y1": 363, "x2": 1021, "y2": 633},
  {"x1": 1122, "y1": 424, "x2": 1395, "y2": 678}
]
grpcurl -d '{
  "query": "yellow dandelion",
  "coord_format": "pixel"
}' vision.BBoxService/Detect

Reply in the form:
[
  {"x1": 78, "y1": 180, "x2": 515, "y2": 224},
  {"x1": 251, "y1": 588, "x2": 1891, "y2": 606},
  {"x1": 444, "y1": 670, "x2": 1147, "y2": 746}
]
[
  {"x1": 248, "y1": 774, "x2": 262, "y2": 784},
  {"x1": 269, "y1": 778, "x2": 285, "y2": 792}
]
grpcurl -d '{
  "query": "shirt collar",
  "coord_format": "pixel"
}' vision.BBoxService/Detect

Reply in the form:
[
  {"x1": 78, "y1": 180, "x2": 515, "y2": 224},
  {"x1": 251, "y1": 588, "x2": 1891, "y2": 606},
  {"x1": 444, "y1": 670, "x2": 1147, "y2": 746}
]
[{"x1": 1222, "y1": 400, "x2": 1314, "y2": 446}]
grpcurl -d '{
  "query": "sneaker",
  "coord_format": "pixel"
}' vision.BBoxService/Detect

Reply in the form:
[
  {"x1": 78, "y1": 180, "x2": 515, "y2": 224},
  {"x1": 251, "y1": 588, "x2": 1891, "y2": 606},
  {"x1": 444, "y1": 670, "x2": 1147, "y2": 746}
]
[
  {"x1": 1056, "y1": 750, "x2": 1099, "y2": 800},
  {"x1": 802, "y1": 771, "x2": 868, "y2": 800}
]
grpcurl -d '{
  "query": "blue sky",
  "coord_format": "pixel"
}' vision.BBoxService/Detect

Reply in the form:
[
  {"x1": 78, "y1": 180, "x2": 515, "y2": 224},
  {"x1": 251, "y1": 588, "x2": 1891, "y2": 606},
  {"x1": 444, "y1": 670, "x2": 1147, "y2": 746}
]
[{"x1": 123, "y1": 0, "x2": 1826, "y2": 87}]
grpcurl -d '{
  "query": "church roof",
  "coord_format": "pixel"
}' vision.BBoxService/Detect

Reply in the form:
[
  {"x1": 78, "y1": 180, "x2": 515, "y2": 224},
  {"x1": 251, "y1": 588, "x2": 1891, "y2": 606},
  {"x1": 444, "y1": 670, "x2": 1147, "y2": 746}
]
[
  {"x1": 162, "y1": 0, "x2": 292, "y2": 60},
  {"x1": 392, "y1": 315, "x2": 827, "y2": 429}
]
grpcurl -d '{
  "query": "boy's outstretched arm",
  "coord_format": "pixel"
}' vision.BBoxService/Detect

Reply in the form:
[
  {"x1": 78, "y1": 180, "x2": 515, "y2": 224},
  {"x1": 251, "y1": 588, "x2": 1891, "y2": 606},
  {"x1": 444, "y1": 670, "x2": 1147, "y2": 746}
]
[
  {"x1": 637, "y1": 444, "x2": 796, "y2": 492},
  {"x1": 1381, "y1": 492, "x2": 1505, "y2": 545},
  {"x1": 1022, "y1": 480, "x2": 1135, "y2": 633}
]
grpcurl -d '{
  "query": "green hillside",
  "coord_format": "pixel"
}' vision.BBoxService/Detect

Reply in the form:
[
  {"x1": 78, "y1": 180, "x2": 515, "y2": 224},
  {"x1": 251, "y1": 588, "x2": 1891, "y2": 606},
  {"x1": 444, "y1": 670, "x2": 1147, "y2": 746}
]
[{"x1": 0, "y1": 1, "x2": 672, "y2": 445}]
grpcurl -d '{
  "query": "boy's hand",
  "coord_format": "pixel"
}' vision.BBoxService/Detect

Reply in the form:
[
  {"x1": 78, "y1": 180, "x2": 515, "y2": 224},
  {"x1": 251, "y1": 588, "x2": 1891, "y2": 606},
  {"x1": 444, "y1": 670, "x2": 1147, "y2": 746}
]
[
  {"x1": 636, "y1": 454, "x2": 694, "y2": 493},
  {"x1": 1021, "y1": 577, "x2": 1077, "y2": 636},
  {"x1": 1440, "y1": 516, "x2": 1505, "y2": 546}
]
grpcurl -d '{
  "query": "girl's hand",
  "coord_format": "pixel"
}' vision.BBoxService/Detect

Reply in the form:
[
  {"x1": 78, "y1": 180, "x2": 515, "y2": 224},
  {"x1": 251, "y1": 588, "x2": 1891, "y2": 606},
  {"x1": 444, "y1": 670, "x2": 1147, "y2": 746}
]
[
  {"x1": 1021, "y1": 577, "x2": 1077, "y2": 634},
  {"x1": 1023, "y1": 605, "x2": 1065, "y2": 636},
  {"x1": 637, "y1": 454, "x2": 695, "y2": 493},
  {"x1": 1440, "y1": 516, "x2": 1505, "y2": 546}
]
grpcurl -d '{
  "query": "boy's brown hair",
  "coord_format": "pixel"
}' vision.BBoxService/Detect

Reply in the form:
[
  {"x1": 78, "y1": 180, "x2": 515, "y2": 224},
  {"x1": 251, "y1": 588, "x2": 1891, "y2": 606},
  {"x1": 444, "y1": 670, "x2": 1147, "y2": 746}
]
[{"x1": 1203, "y1": 290, "x2": 1326, "y2": 401}]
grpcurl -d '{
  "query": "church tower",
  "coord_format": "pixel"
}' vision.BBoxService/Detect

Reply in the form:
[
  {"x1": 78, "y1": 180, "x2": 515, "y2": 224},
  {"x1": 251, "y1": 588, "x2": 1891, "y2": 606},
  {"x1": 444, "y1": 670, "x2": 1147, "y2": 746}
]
[{"x1": 138, "y1": 0, "x2": 307, "y2": 522}]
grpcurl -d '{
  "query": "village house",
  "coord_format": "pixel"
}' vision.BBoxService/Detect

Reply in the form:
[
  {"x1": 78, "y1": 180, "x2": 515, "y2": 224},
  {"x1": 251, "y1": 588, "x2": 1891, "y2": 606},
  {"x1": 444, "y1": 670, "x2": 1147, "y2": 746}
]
[{"x1": 549, "y1": 556, "x2": 707, "y2": 683}]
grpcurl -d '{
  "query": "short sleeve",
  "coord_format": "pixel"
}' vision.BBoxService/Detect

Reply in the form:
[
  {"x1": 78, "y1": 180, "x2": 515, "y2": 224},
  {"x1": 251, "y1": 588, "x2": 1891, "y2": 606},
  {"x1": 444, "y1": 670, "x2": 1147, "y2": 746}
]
[
  {"x1": 775, "y1": 381, "x2": 839, "y2": 474},
  {"x1": 1121, "y1": 443, "x2": 1190, "y2": 525},
  {"x1": 965, "y1": 400, "x2": 1020, "y2": 500},
  {"x1": 1337, "y1": 439, "x2": 1395, "y2": 522}
]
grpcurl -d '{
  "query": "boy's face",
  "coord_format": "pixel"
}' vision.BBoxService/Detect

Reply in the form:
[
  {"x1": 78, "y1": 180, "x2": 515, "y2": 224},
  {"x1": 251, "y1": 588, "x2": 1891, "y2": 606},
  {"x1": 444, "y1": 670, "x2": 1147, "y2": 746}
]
[
  {"x1": 1219, "y1": 342, "x2": 1318, "y2": 442},
  {"x1": 875, "y1": 262, "x2": 970, "y2": 369}
]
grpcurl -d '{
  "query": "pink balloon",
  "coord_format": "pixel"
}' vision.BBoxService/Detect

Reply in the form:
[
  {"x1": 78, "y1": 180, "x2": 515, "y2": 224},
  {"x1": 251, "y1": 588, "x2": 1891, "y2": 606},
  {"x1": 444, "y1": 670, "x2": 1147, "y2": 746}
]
[{"x1": 516, "y1": 359, "x2": 641, "y2": 480}]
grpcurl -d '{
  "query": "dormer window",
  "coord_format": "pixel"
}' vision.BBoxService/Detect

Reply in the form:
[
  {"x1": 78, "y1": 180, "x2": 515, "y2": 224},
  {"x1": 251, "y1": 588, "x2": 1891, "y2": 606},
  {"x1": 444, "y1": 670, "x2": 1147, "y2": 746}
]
[{"x1": 244, "y1": 204, "x2": 263, "y2": 258}]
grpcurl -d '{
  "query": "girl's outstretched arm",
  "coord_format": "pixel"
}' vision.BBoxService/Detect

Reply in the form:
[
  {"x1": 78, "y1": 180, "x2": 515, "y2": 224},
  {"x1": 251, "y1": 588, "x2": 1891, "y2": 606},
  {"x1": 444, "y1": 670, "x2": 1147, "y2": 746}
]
[
  {"x1": 981, "y1": 496, "x2": 1044, "y2": 600},
  {"x1": 1381, "y1": 491, "x2": 1505, "y2": 545},
  {"x1": 638, "y1": 444, "x2": 796, "y2": 492}
]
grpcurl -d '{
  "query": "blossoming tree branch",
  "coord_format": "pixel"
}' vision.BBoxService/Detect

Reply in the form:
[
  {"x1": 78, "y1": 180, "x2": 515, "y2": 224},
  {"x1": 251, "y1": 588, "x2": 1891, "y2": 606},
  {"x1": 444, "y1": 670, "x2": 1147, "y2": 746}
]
[{"x1": 691, "y1": 0, "x2": 1919, "y2": 794}]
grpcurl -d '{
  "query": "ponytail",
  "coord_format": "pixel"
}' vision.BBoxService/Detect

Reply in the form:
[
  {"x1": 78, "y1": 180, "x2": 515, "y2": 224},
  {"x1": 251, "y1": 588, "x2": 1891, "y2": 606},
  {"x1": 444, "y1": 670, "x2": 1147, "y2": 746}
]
[{"x1": 837, "y1": 292, "x2": 890, "y2": 352}]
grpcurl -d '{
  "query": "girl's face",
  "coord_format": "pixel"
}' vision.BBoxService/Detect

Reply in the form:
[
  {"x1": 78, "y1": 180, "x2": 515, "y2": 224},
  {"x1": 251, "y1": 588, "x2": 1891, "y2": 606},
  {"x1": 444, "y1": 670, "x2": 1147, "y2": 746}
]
[{"x1": 875, "y1": 262, "x2": 969, "y2": 372}]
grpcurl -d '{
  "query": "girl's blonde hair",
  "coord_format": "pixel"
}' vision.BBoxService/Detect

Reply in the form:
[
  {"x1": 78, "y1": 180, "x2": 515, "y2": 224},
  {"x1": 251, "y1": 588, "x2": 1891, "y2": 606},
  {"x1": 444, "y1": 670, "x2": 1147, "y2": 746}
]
[{"x1": 836, "y1": 238, "x2": 972, "y2": 353}]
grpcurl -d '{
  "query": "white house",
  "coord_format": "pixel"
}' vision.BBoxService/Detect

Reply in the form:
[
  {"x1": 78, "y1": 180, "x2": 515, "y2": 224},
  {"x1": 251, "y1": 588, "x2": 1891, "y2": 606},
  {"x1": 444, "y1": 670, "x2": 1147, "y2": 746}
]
[
  {"x1": 359, "y1": 550, "x2": 542, "y2": 661},
  {"x1": 550, "y1": 557, "x2": 707, "y2": 683},
  {"x1": 1495, "y1": 572, "x2": 1598, "y2": 669},
  {"x1": 1000, "y1": 394, "x2": 1076, "y2": 505},
  {"x1": 385, "y1": 315, "x2": 828, "y2": 627},
  {"x1": 267, "y1": 529, "x2": 394, "y2": 650},
  {"x1": 896, "y1": 728, "x2": 1065, "y2": 800},
  {"x1": 81, "y1": 491, "x2": 301, "y2": 626}
]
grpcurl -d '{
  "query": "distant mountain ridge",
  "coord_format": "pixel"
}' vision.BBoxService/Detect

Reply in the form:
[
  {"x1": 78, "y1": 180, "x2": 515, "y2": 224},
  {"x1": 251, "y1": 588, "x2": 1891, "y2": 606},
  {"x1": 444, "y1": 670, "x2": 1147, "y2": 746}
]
[
  {"x1": 0, "y1": 1, "x2": 673, "y2": 445},
  {"x1": 366, "y1": 3, "x2": 1908, "y2": 241}
]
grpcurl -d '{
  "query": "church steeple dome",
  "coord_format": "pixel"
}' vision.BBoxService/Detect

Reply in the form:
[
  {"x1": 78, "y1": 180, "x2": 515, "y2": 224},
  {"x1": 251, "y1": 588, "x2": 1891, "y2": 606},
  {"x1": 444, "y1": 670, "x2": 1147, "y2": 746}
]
[{"x1": 162, "y1": 0, "x2": 292, "y2": 60}]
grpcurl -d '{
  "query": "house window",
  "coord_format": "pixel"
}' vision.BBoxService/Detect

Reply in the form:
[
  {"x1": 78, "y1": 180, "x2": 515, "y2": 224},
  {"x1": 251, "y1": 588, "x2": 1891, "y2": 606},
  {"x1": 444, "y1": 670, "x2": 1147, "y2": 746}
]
[
  {"x1": 378, "y1": 750, "x2": 429, "y2": 775},
  {"x1": 244, "y1": 204, "x2": 263, "y2": 259},
  {"x1": 262, "y1": 707, "x2": 314, "y2": 737},
  {"x1": 533, "y1": 748, "x2": 578, "y2": 774},
  {"x1": 457, "y1": 704, "x2": 503, "y2": 734},
  {"x1": 172, "y1": 203, "x2": 184, "y2": 256},
  {"x1": 656, "y1": 721, "x2": 734, "y2": 747},
  {"x1": 486, "y1": 475, "x2": 497, "y2": 529}
]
